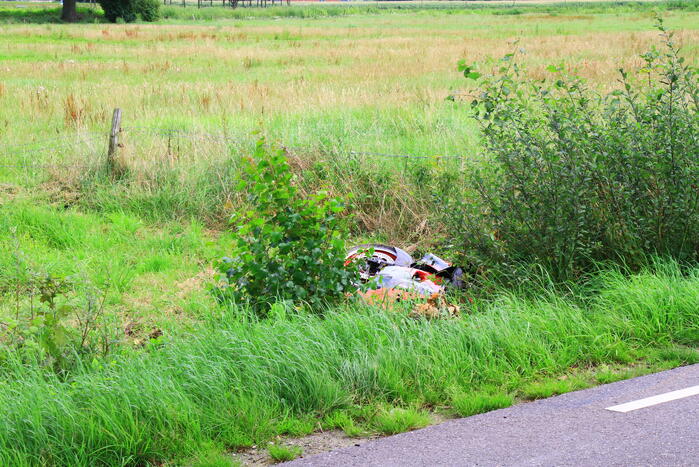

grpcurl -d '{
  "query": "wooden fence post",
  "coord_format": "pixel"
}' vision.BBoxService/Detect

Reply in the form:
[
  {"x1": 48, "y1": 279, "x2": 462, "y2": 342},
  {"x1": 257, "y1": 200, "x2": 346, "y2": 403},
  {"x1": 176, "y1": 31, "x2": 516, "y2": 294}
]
[{"x1": 107, "y1": 108, "x2": 122, "y2": 176}]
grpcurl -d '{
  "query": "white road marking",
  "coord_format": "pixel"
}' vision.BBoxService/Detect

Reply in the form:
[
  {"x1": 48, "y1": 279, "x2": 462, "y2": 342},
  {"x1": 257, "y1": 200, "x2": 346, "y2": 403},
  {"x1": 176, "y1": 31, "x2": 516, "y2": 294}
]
[{"x1": 606, "y1": 385, "x2": 699, "y2": 413}]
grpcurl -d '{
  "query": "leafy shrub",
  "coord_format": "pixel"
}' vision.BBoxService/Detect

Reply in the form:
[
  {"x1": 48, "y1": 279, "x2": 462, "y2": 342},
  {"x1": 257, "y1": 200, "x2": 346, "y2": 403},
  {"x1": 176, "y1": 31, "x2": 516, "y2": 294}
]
[
  {"x1": 217, "y1": 139, "x2": 355, "y2": 314},
  {"x1": 1, "y1": 269, "x2": 119, "y2": 375},
  {"x1": 99, "y1": 0, "x2": 160, "y2": 23},
  {"x1": 449, "y1": 20, "x2": 699, "y2": 279}
]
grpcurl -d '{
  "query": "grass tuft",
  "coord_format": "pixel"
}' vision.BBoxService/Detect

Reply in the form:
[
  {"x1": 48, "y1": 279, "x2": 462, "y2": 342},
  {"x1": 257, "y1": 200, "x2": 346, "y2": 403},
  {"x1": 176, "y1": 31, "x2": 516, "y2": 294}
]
[
  {"x1": 651, "y1": 347, "x2": 699, "y2": 365},
  {"x1": 268, "y1": 444, "x2": 303, "y2": 463},
  {"x1": 595, "y1": 370, "x2": 636, "y2": 385},
  {"x1": 187, "y1": 445, "x2": 240, "y2": 467},
  {"x1": 374, "y1": 407, "x2": 431, "y2": 435},
  {"x1": 521, "y1": 378, "x2": 592, "y2": 401},
  {"x1": 322, "y1": 410, "x2": 365, "y2": 437},
  {"x1": 276, "y1": 418, "x2": 316, "y2": 437},
  {"x1": 450, "y1": 390, "x2": 514, "y2": 417}
]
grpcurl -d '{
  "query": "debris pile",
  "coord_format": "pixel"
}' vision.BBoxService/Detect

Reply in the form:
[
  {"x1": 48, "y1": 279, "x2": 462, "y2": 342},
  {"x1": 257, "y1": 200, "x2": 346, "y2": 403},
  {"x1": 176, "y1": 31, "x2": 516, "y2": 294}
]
[
  {"x1": 345, "y1": 244, "x2": 464, "y2": 317},
  {"x1": 218, "y1": 244, "x2": 465, "y2": 317}
]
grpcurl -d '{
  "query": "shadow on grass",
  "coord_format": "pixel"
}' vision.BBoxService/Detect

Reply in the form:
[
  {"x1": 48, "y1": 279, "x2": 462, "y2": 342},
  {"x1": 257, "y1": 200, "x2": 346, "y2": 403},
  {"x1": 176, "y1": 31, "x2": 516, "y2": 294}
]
[{"x1": 0, "y1": 5, "x2": 105, "y2": 24}]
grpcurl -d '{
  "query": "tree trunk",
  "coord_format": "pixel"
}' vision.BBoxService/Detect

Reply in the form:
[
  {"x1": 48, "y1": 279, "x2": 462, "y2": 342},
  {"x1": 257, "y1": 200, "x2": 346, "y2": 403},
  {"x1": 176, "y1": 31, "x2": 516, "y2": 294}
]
[{"x1": 61, "y1": 0, "x2": 78, "y2": 22}]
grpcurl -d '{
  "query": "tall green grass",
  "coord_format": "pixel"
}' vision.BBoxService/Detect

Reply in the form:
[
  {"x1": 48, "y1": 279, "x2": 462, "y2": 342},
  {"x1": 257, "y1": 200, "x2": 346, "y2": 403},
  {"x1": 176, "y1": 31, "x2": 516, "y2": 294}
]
[
  {"x1": 70, "y1": 131, "x2": 461, "y2": 241},
  {"x1": 0, "y1": 261, "x2": 696, "y2": 465},
  {"x1": 0, "y1": 201, "x2": 231, "y2": 343}
]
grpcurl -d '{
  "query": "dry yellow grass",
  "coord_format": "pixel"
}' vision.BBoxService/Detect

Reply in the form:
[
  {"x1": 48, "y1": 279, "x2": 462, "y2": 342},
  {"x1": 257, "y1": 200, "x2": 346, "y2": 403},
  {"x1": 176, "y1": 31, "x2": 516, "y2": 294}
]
[{"x1": 0, "y1": 7, "x2": 697, "y2": 160}]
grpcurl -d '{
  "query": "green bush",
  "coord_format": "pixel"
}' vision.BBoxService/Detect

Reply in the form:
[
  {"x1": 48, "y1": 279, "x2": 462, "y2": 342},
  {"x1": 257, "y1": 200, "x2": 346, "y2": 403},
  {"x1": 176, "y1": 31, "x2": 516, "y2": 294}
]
[
  {"x1": 449, "y1": 20, "x2": 699, "y2": 279},
  {"x1": 99, "y1": 0, "x2": 160, "y2": 23},
  {"x1": 217, "y1": 139, "x2": 355, "y2": 314},
  {"x1": 0, "y1": 267, "x2": 120, "y2": 375}
]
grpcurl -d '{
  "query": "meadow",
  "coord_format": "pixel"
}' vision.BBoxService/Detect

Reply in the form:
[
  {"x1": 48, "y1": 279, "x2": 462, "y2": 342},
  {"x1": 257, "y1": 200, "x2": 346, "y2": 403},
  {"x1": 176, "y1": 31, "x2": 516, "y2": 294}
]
[
  {"x1": 3, "y1": 1, "x2": 698, "y2": 150},
  {"x1": 2, "y1": 1, "x2": 698, "y2": 231},
  {"x1": 1, "y1": 1, "x2": 698, "y2": 464}
]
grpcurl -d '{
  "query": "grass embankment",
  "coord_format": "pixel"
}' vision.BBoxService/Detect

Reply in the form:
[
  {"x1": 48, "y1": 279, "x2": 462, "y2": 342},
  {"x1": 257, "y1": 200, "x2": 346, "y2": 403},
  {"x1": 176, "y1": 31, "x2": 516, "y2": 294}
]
[
  {"x1": 0, "y1": 254, "x2": 697, "y2": 464},
  {"x1": 1, "y1": 3, "x2": 698, "y2": 465},
  {"x1": 0, "y1": 201, "x2": 231, "y2": 336}
]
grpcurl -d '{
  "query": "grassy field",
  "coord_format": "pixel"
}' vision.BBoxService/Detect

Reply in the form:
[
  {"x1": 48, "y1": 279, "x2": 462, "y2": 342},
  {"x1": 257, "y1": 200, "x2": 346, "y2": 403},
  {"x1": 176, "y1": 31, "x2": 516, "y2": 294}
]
[
  {"x1": 1, "y1": 1, "x2": 698, "y2": 465},
  {"x1": 2, "y1": 1, "x2": 698, "y2": 155},
  {"x1": 2, "y1": 1, "x2": 698, "y2": 231}
]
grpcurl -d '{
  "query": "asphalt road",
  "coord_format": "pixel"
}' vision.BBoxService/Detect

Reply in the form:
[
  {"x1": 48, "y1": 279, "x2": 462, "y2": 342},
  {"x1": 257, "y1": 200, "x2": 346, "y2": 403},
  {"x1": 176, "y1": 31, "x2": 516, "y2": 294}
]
[{"x1": 288, "y1": 364, "x2": 699, "y2": 467}]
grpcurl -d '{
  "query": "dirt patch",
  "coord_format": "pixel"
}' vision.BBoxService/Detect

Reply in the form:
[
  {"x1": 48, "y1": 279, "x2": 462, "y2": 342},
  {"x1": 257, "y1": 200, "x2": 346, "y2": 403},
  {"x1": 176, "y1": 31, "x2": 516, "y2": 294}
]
[
  {"x1": 40, "y1": 179, "x2": 81, "y2": 209},
  {"x1": 0, "y1": 183, "x2": 20, "y2": 204},
  {"x1": 231, "y1": 411, "x2": 459, "y2": 466},
  {"x1": 232, "y1": 430, "x2": 374, "y2": 466},
  {"x1": 175, "y1": 267, "x2": 216, "y2": 299}
]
